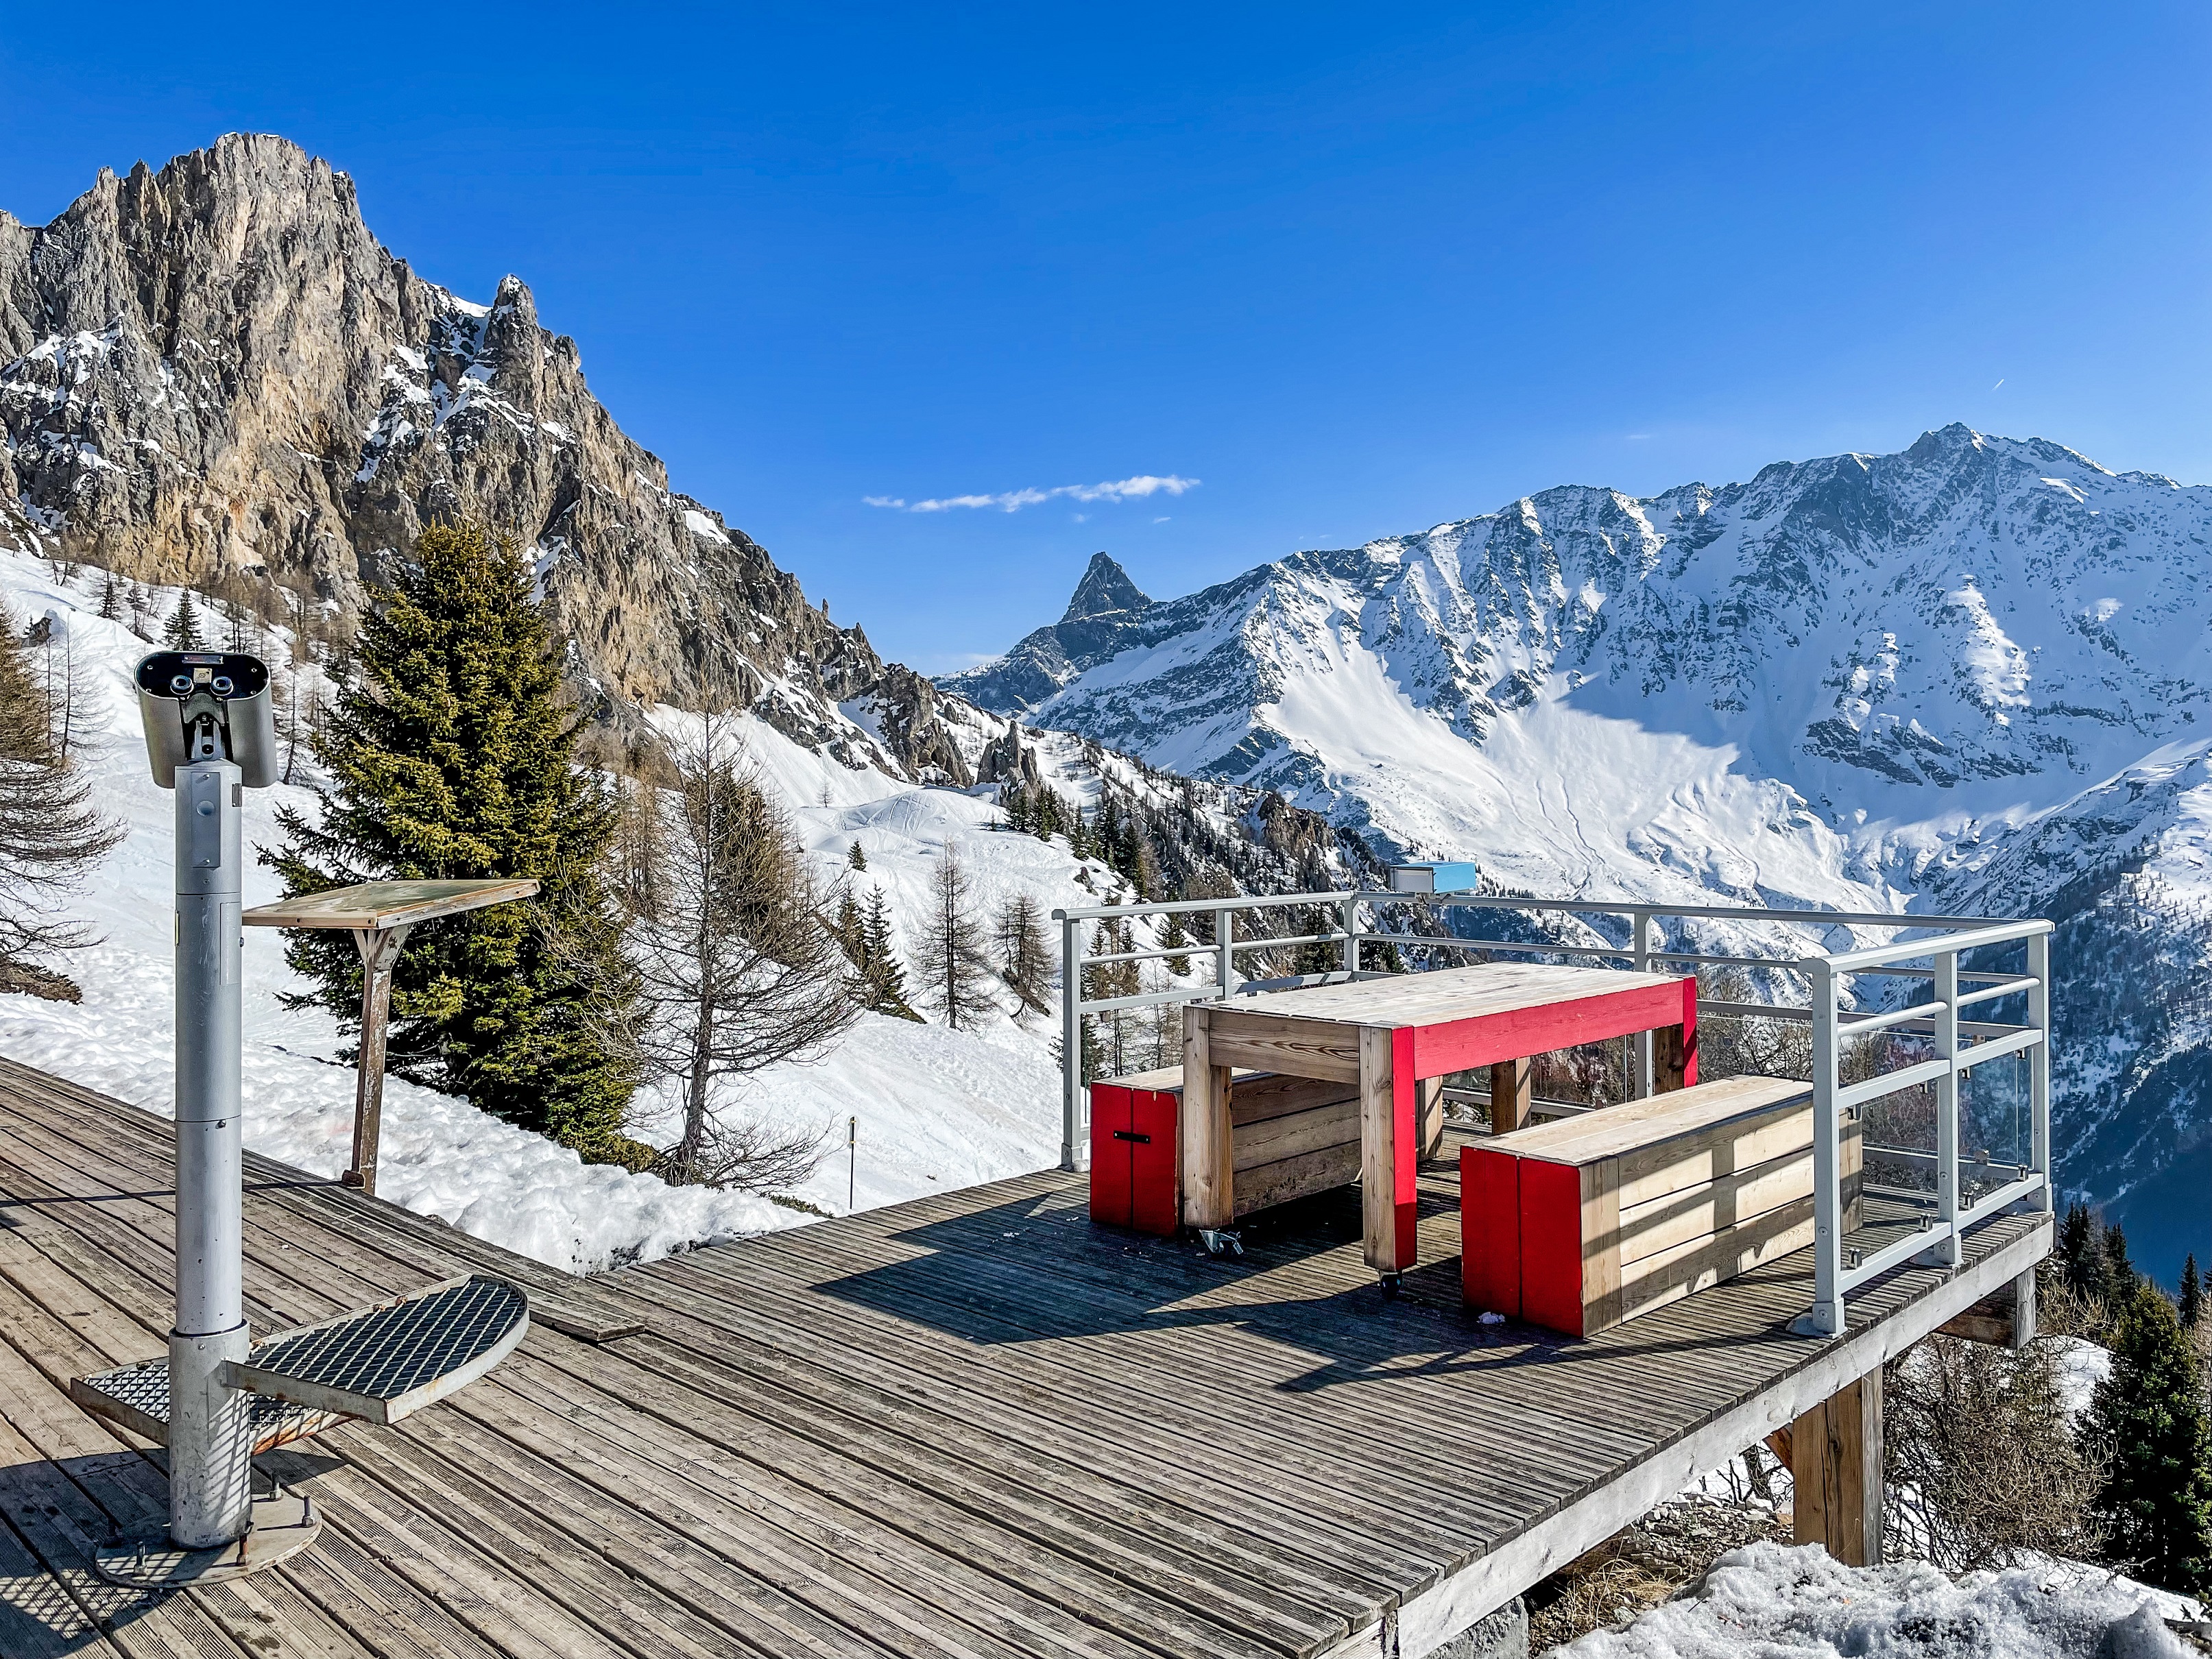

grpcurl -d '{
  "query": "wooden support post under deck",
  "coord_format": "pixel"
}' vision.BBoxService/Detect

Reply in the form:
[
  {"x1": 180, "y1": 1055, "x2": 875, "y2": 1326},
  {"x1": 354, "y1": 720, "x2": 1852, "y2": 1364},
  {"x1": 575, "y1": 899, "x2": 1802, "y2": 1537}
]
[
  {"x1": 1938, "y1": 1266, "x2": 2038, "y2": 1349},
  {"x1": 347, "y1": 923, "x2": 412, "y2": 1196},
  {"x1": 1489, "y1": 1056, "x2": 1532, "y2": 1135},
  {"x1": 1790, "y1": 1368, "x2": 1883, "y2": 1566},
  {"x1": 1179, "y1": 1004, "x2": 1235, "y2": 1231}
]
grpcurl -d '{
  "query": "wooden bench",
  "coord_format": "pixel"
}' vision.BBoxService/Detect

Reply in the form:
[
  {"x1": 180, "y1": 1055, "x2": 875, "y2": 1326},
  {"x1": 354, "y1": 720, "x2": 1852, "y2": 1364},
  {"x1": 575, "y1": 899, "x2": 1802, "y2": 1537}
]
[
  {"x1": 1090, "y1": 1065, "x2": 1389, "y2": 1235},
  {"x1": 1461, "y1": 1074, "x2": 1864, "y2": 1337}
]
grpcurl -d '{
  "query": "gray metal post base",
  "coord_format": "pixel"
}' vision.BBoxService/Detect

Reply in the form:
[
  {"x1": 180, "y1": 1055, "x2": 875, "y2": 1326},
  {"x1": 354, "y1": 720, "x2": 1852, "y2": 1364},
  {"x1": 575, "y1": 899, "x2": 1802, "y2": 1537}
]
[{"x1": 93, "y1": 1485, "x2": 320, "y2": 1589}]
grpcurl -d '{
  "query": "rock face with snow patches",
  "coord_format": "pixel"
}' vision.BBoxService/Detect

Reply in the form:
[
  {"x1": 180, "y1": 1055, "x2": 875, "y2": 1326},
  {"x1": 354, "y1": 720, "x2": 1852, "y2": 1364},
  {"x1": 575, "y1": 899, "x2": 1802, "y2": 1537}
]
[
  {"x1": 0, "y1": 133, "x2": 958, "y2": 775},
  {"x1": 950, "y1": 429, "x2": 2212, "y2": 1275}
]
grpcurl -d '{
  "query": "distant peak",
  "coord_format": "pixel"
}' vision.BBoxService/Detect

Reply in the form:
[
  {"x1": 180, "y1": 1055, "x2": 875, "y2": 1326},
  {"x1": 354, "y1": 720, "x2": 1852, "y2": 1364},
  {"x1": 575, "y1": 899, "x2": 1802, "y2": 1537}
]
[{"x1": 1062, "y1": 552, "x2": 1151, "y2": 622}]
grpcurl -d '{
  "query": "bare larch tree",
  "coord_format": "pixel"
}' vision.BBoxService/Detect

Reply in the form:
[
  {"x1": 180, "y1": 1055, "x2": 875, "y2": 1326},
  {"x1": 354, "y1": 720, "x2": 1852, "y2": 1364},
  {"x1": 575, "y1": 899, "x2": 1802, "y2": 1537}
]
[
  {"x1": 919, "y1": 840, "x2": 997, "y2": 1030},
  {"x1": 623, "y1": 712, "x2": 856, "y2": 1188}
]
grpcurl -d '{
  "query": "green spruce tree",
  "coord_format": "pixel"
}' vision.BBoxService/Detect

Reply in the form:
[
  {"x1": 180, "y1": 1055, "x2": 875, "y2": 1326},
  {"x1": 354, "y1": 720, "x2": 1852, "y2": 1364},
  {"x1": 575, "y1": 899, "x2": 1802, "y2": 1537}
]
[
  {"x1": 265, "y1": 522, "x2": 640, "y2": 1157},
  {"x1": 2182, "y1": 1256, "x2": 2203, "y2": 1331},
  {"x1": 856, "y1": 886, "x2": 921, "y2": 1021},
  {"x1": 161, "y1": 588, "x2": 205, "y2": 650},
  {"x1": 2088, "y1": 1283, "x2": 2212, "y2": 1595},
  {"x1": 846, "y1": 839, "x2": 867, "y2": 871}
]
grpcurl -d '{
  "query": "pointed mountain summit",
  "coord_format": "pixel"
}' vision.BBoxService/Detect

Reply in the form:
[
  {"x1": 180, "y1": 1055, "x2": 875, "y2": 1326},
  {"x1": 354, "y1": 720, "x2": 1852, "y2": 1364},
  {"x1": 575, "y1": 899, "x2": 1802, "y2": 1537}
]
[
  {"x1": 1062, "y1": 552, "x2": 1152, "y2": 622},
  {"x1": 944, "y1": 550, "x2": 1171, "y2": 712}
]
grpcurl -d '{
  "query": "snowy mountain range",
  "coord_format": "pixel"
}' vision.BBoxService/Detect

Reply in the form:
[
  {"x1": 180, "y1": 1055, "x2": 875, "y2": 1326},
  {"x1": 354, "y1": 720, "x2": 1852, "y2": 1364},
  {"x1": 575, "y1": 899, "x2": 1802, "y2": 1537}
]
[{"x1": 950, "y1": 428, "x2": 2212, "y2": 1280}]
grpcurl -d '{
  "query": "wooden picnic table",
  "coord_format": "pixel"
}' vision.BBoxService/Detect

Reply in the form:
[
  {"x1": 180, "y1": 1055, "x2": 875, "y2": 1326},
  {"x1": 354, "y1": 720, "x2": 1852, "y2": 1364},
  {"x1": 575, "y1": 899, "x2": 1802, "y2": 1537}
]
[{"x1": 1181, "y1": 962, "x2": 1698, "y2": 1278}]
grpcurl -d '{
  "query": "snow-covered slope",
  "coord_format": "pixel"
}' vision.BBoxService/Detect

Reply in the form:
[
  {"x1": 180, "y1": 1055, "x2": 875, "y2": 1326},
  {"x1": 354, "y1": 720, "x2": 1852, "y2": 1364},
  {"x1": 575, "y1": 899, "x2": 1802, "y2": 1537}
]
[
  {"x1": 1555, "y1": 1541, "x2": 2194, "y2": 1658},
  {"x1": 0, "y1": 548, "x2": 1181, "y2": 1271},
  {"x1": 950, "y1": 428, "x2": 2212, "y2": 1279}
]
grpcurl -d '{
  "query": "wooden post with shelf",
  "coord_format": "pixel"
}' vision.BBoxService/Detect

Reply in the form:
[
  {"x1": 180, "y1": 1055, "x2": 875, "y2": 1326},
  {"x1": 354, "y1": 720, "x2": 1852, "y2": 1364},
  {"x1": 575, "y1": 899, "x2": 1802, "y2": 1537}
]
[{"x1": 243, "y1": 879, "x2": 538, "y2": 1196}]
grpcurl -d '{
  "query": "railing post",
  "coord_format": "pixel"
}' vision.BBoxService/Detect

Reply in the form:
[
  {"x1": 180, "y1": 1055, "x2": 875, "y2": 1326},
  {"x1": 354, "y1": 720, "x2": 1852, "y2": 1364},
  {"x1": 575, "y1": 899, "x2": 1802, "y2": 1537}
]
[
  {"x1": 1340, "y1": 893, "x2": 1360, "y2": 974},
  {"x1": 1809, "y1": 957, "x2": 1846, "y2": 1335},
  {"x1": 1631, "y1": 909, "x2": 1655, "y2": 1098},
  {"x1": 2027, "y1": 930, "x2": 2052, "y2": 1212},
  {"x1": 1932, "y1": 947, "x2": 1962, "y2": 1266},
  {"x1": 1056, "y1": 910, "x2": 1083, "y2": 1173},
  {"x1": 1216, "y1": 907, "x2": 1235, "y2": 999}
]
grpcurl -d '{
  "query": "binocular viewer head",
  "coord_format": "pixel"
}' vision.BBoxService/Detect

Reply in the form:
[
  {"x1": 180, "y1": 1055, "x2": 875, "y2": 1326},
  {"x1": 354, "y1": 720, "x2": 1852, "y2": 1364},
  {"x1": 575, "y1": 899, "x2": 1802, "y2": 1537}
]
[{"x1": 136, "y1": 651, "x2": 279, "y2": 788}]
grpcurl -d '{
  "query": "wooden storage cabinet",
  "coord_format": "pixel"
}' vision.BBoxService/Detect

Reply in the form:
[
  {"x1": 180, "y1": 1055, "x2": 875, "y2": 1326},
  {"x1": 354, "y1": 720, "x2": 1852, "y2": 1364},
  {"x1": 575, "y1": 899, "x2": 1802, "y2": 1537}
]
[
  {"x1": 1463, "y1": 1074, "x2": 1865, "y2": 1337},
  {"x1": 1089, "y1": 1067, "x2": 1181, "y2": 1235},
  {"x1": 1089, "y1": 1067, "x2": 1362, "y2": 1235}
]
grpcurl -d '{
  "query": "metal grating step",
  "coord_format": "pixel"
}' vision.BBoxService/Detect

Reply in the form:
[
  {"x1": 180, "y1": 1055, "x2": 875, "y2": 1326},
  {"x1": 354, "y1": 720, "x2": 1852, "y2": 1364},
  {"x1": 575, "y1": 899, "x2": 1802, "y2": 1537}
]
[
  {"x1": 69, "y1": 1361, "x2": 344, "y2": 1453},
  {"x1": 71, "y1": 1274, "x2": 529, "y2": 1446}
]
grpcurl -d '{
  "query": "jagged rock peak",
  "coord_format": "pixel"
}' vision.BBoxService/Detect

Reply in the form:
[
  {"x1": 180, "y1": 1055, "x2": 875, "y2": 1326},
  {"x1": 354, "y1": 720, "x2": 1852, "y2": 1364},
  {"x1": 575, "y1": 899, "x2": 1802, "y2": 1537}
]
[
  {"x1": 0, "y1": 132, "x2": 981, "y2": 782},
  {"x1": 1062, "y1": 552, "x2": 1151, "y2": 622}
]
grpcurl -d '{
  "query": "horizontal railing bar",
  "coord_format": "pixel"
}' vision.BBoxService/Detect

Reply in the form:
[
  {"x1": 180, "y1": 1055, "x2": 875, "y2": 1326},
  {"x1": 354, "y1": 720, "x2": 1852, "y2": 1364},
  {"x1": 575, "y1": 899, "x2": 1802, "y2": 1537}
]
[
  {"x1": 1836, "y1": 1056, "x2": 1951, "y2": 1113},
  {"x1": 1055, "y1": 891, "x2": 1356, "y2": 923},
  {"x1": 1958, "y1": 1171, "x2": 2045, "y2": 1224},
  {"x1": 1356, "y1": 932, "x2": 1631, "y2": 959},
  {"x1": 1229, "y1": 932, "x2": 1347, "y2": 952},
  {"x1": 1810, "y1": 918, "x2": 2054, "y2": 974},
  {"x1": 1078, "y1": 986, "x2": 1213, "y2": 1016},
  {"x1": 1956, "y1": 1024, "x2": 2043, "y2": 1069},
  {"x1": 1433, "y1": 895, "x2": 2011, "y2": 930},
  {"x1": 1955, "y1": 976, "x2": 2038, "y2": 1010},
  {"x1": 1840, "y1": 1000, "x2": 1949, "y2": 1037},
  {"x1": 1841, "y1": 1219, "x2": 1956, "y2": 1291},
  {"x1": 1077, "y1": 945, "x2": 1217, "y2": 967},
  {"x1": 1696, "y1": 1000, "x2": 1811, "y2": 1022},
  {"x1": 1652, "y1": 951, "x2": 1811, "y2": 973}
]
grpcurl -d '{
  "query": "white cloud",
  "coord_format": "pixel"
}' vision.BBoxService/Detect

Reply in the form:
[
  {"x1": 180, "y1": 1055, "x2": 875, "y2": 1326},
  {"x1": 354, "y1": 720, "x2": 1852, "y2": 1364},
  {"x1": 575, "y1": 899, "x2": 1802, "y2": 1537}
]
[{"x1": 864, "y1": 474, "x2": 1200, "y2": 513}]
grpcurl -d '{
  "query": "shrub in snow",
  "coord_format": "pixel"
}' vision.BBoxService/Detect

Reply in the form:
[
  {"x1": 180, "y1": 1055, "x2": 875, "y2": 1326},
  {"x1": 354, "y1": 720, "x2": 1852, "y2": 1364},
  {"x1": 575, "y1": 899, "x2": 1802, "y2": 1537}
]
[{"x1": 1554, "y1": 1540, "x2": 2190, "y2": 1658}]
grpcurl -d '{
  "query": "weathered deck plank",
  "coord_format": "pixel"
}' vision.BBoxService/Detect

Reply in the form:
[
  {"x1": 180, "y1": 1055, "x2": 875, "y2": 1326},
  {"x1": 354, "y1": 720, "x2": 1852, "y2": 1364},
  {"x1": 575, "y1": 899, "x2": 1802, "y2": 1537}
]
[{"x1": 0, "y1": 1056, "x2": 2048, "y2": 1659}]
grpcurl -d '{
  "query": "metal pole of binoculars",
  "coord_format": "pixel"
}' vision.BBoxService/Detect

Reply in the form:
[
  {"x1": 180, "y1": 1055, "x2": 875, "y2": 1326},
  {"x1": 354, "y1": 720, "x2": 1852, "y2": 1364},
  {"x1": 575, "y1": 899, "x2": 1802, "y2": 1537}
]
[{"x1": 169, "y1": 735, "x2": 254, "y2": 1549}]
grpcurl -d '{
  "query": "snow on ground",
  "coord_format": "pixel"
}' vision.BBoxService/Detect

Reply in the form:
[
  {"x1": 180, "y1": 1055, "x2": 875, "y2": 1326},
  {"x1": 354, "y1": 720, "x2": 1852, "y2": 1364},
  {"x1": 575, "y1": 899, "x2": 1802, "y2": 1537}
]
[
  {"x1": 634, "y1": 702, "x2": 1149, "y2": 1215},
  {"x1": 1555, "y1": 1541, "x2": 2193, "y2": 1658},
  {"x1": 0, "y1": 550, "x2": 1115, "y2": 1272},
  {"x1": 2048, "y1": 1335, "x2": 2113, "y2": 1425}
]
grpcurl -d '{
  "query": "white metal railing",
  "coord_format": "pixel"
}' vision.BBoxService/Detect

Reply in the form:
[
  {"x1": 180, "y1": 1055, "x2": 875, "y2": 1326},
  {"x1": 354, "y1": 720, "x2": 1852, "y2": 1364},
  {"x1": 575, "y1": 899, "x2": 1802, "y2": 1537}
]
[{"x1": 1051, "y1": 892, "x2": 2054, "y2": 1333}]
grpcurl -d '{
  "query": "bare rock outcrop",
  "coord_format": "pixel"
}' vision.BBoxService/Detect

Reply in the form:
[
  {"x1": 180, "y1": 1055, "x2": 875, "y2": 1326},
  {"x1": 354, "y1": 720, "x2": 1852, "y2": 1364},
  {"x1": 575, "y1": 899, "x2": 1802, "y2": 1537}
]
[{"x1": 0, "y1": 133, "x2": 946, "y2": 768}]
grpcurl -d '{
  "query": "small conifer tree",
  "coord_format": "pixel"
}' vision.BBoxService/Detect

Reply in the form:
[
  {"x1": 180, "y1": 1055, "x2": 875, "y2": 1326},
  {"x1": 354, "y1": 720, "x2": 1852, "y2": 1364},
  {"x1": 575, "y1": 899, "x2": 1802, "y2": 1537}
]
[
  {"x1": 0, "y1": 599, "x2": 121, "y2": 986},
  {"x1": 856, "y1": 886, "x2": 920, "y2": 1019},
  {"x1": 162, "y1": 588, "x2": 205, "y2": 650},
  {"x1": 96, "y1": 572, "x2": 121, "y2": 620},
  {"x1": 847, "y1": 840, "x2": 867, "y2": 871},
  {"x1": 265, "y1": 522, "x2": 639, "y2": 1156},
  {"x1": 2089, "y1": 1283, "x2": 2212, "y2": 1594},
  {"x1": 2106, "y1": 1222, "x2": 2139, "y2": 1298},
  {"x1": 1159, "y1": 909, "x2": 1192, "y2": 976},
  {"x1": 2182, "y1": 1256, "x2": 2204, "y2": 1331},
  {"x1": 919, "y1": 843, "x2": 996, "y2": 1030},
  {"x1": 996, "y1": 893, "x2": 1053, "y2": 1017}
]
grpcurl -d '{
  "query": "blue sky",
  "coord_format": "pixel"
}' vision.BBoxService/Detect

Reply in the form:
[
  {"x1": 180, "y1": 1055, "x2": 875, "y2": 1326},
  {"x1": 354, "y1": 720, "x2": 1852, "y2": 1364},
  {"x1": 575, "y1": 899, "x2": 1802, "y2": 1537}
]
[{"x1": 4, "y1": 4, "x2": 2206, "y2": 670}]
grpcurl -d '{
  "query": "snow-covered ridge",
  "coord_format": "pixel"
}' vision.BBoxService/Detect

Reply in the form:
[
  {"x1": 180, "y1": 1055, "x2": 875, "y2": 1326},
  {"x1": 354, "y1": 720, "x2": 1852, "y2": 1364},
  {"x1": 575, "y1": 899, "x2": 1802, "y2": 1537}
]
[{"x1": 950, "y1": 427, "x2": 2212, "y2": 1279}]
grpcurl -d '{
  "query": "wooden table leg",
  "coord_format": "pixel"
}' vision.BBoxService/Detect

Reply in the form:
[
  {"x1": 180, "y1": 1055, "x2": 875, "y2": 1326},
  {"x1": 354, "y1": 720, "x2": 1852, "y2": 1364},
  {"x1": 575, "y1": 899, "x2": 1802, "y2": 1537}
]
[
  {"x1": 1489, "y1": 1056, "x2": 1532, "y2": 1135},
  {"x1": 1179, "y1": 1004, "x2": 1234, "y2": 1231},
  {"x1": 1417, "y1": 1076, "x2": 1445, "y2": 1160},
  {"x1": 347, "y1": 922, "x2": 412, "y2": 1196},
  {"x1": 1360, "y1": 1027, "x2": 1418, "y2": 1276}
]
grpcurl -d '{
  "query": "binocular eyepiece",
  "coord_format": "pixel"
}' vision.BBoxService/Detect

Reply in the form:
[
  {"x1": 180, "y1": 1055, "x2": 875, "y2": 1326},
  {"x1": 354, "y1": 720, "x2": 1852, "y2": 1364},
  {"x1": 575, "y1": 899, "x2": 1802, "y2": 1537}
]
[{"x1": 136, "y1": 651, "x2": 280, "y2": 789}]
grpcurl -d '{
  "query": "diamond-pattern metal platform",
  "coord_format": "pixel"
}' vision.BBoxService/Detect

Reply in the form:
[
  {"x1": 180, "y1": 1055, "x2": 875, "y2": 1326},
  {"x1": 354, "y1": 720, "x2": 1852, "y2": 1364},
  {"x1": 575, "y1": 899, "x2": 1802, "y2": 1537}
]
[{"x1": 71, "y1": 1274, "x2": 529, "y2": 1444}]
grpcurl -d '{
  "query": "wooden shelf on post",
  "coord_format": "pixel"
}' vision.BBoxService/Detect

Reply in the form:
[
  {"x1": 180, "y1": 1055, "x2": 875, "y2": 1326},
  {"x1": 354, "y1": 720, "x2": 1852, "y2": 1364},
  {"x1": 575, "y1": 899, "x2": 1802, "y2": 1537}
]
[{"x1": 243, "y1": 879, "x2": 539, "y2": 1196}]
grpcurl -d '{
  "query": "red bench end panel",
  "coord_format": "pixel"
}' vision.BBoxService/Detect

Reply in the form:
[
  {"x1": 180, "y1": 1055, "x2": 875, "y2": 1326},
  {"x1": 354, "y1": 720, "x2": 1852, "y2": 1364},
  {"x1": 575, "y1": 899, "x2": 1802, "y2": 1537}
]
[
  {"x1": 1518, "y1": 1157, "x2": 1589, "y2": 1337},
  {"x1": 1460, "y1": 1146, "x2": 1522, "y2": 1316},
  {"x1": 1089, "y1": 1085, "x2": 1133, "y2": 1227},
  {"x1": 1129, "y1": 1087, "x2": 1179, "y2": 1236}
]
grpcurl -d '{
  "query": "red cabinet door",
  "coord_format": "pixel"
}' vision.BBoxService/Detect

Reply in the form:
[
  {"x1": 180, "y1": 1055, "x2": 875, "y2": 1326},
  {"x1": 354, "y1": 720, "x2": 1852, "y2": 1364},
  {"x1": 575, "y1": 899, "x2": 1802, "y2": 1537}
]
[
  {"x1": 1127, "y1": 1086, "x2": 1179, "y2": 1237},
  {"x1": 1089, "y1": 1084, "x2": 1134, "y2": 1226}
]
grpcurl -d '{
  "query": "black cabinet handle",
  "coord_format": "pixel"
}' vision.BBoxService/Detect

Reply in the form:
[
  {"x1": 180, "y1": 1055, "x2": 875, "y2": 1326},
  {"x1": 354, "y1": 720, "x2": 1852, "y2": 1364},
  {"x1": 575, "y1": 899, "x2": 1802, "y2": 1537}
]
[{"x1": 1111, "y1": 1130, "x2": 1152, "y2": 1144}]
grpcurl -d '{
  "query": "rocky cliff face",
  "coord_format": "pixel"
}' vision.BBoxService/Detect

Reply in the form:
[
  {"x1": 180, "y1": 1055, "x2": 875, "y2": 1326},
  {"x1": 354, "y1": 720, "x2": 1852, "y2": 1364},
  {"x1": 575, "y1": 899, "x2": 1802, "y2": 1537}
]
[{"x1": 0, "y1": 134, "x2": 961, "y2": 777}]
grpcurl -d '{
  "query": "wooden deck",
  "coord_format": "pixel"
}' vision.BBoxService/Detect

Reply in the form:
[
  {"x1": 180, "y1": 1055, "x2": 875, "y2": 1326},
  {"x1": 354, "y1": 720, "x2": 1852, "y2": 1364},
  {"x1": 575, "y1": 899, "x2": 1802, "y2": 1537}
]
[{"x1": 0, "y1": 1056, "x2": 2051, "y2": 1659}]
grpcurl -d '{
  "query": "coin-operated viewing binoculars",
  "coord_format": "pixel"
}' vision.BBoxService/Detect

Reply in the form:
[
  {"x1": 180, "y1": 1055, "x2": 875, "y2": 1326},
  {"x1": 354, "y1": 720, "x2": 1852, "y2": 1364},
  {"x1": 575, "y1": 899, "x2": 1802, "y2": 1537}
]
[{"x1": 75, "y1": 651, "x2": 532, "y2": 1589}]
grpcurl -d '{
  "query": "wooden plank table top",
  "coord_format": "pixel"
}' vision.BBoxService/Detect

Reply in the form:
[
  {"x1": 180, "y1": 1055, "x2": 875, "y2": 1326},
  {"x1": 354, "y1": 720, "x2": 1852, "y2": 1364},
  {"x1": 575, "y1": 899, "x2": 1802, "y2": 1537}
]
[
  {"x1": 242, "y1": 878, "x2": 540, "y2": 932},
  {"x1": 0, "y1": 1056, "x2": 2046, "y2": 1659},
  {"x1": 1183, "y1": 964, "x2": 1701, "y2": 1276}
]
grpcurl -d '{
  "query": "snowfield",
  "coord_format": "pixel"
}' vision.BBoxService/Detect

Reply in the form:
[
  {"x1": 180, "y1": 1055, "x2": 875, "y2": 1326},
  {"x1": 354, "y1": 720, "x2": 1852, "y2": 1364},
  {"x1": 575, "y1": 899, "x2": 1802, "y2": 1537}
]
[
  {"x1": 0, "y1": 549, "x2": 1107, "y2": 1272},
  {"x1": 1556, "y1": 1542, "x2": 2196, "y2": 1659}
]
